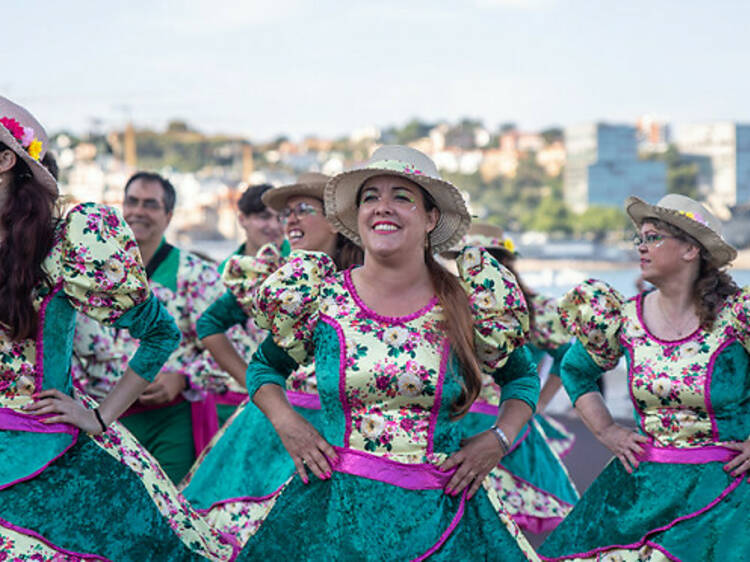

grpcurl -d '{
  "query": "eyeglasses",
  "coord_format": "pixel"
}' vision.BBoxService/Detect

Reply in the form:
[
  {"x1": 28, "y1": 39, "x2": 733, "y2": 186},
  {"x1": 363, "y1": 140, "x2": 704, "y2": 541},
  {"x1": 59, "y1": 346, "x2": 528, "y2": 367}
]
[
  {"x1": 279, "y1": 202, "x2": 320, "y2": 223},
  {"x1": 123, "y1": 196, "x2": 164, "y2": 211},
  {"x1": 632, "y1": 233, "x2": 677, "y2": 249}
]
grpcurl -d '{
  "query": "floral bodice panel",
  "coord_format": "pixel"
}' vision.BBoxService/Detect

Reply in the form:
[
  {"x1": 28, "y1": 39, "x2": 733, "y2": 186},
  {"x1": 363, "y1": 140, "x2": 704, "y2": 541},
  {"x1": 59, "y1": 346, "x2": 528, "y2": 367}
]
[
  {"x1": 1, "y1": 203, "x2": 149, "y2": 409},
  {"x1": 252, "y1": 249, "x2": 530, "y2": 465},
  {"x1": 560, "y1": 279, "x2": 750, "y2": 448},
  {"x1": 73, "y1": 248, "x2": 236, "y2": 396}
]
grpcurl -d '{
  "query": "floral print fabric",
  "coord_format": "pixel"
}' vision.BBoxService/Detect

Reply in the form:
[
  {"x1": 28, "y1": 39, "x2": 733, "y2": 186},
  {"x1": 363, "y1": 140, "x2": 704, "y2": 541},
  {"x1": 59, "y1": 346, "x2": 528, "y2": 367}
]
[{"x1": 1, "y1": 203, "x2": 149, "y2": 410}]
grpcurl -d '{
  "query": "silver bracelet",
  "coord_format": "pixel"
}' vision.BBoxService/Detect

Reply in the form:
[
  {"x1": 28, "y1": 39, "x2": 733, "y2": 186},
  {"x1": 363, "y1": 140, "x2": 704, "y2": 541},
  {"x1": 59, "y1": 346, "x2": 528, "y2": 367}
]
[{"x1": 490, "y1": 424, "x2": 511, "y2": 454}]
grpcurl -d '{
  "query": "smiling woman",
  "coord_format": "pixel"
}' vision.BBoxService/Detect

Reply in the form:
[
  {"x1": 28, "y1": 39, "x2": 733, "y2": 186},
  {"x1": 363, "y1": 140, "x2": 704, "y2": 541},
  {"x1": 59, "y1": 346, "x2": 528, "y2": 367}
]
[{"x1": 228, "y1": 145, "x2": 541, "y2": 560}]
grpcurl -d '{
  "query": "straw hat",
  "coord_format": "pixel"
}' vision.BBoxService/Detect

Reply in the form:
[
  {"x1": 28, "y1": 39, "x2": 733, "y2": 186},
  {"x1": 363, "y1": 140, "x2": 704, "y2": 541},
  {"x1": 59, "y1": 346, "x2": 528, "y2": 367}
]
[
  {"x1": 324, "y1": 145, "x2": 470, "y2": 253},
  {"x1": 0, "y1": 96, "x2": 57, "y2": 196},
  {"x1": 261, "y1": 172, "x2": 330, "y2": 211},
  {"x1": 625, "y1": 194, "x2": 737, "y2": 267},
  {"x1": 442, "y1": 222, "x2": 517, "y2": 259}
]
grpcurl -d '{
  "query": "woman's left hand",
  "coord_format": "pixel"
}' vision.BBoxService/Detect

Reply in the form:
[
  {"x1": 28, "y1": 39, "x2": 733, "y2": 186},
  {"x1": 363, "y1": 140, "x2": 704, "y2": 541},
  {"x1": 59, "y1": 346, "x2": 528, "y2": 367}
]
[
  {"x1": 724, "y1": 439, "x2": 750, "y2": 481},
  {"x1": 438, "y1": 430, "x2": 505, "y2": 499},
  {"x1": 24, "y1": 389, "x2": 102, "y2": 434}
]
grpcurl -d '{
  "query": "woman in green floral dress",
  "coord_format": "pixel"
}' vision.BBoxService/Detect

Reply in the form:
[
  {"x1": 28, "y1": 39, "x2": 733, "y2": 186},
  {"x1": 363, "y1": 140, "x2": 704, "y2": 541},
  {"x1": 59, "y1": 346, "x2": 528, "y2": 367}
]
[
  {"x1": 0, "y1": 96, "x2": 235, "y2": 561},
  {"x1": 540, "y1": 194, "x2": 750, "y2": 561},
  {"x1": 230, "y1": 146, "x2": 541, "y2": 560}
]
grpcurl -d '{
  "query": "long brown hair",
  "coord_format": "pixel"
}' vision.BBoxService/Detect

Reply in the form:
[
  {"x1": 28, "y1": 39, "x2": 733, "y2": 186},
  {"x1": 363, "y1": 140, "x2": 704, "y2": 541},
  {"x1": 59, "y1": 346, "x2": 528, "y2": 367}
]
[
  {"x1": 644, "y1": 218, "x2": 739, "y2": 328},
  {"x1": 0, "y1": 142, "x2": 58, "y2": 340}
]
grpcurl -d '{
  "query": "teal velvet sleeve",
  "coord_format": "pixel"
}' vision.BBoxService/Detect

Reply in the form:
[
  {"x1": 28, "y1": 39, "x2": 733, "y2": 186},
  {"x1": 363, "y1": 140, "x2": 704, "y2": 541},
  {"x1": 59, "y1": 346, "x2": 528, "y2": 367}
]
[
  {"x1": 492, "y1": 346, "x2": 540, "y2": 412},
  {"x1": 547, "y1": 340, "x2": 572, "y2": 377},
  {"x1": 112, "y1": 294, "x2": 181, "y2": 382},
  {"x1": 560, "y1": 338, "x2": 605, "y2": 405},
  {"x1": 196, "y1": 290, "x2": 249, "y2": 339},
  {"x1": 246, "y1": 334, "x2": 299, "y2": 398}
]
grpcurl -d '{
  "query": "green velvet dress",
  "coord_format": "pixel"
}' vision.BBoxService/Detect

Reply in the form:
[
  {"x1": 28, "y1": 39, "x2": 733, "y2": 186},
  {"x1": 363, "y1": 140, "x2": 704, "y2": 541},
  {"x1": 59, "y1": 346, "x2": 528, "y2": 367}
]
[
  {"x1": 539, "y1": 279, "x2": 750, "y2": 561},
  {"x1": 0, "y1": 204, "x2": 236, "y2": 561},
  {"x1": 218, "y1": 248, "x2": 542, "y2": 560}
]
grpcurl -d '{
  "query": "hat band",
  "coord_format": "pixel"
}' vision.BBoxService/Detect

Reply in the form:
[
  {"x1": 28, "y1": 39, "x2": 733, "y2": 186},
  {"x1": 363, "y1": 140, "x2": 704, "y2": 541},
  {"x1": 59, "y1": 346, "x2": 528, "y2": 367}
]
[
  {"x1": 465, "y1": 234, "x2": 516, "y2": 253},
  {"x1": 366, "y1": 159, "x2": 433, "y2": 178},
  {"x1": 1, "y1": 116, "x2": 43, "y2": 160},
  {"x1": 676, "y1": 210, "x2": 709, "y2": 228}
]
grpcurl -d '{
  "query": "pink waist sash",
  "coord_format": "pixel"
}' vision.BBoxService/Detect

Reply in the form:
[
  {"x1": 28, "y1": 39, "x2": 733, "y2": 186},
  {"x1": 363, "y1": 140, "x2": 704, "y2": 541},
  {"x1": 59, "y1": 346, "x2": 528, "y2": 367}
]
[
  {"x1": 286, "y1": 390, "x2": 321, "y2": 410},
  {"x1": 637, "y1": 443, "x2": 739, "y2": 464},
  {"x1": 0, "y1": 407, "x2": 77, "y2": 435},
  {"x1": 331, "y1": 446, "x2": 455, "y2": 490},
  {"x1": 214, "y1": 390, "x2": 248, "y2": 406},
  {"x1": 468, "y1": 400, "x2": 498, "y2": 416}
]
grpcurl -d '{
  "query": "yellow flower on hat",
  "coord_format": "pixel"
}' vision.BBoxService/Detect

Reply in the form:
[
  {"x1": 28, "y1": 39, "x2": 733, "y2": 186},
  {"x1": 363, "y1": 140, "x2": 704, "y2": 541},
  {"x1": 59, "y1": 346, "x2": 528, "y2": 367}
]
[
  {"x1": 679, "y1": 210, "x2": 695, "y2": 220},
  {"x1": 503, "y1": 238, "x2": 515, "y2": 253},
  {"x1": 27, "y1": 139, "x2": 42, "y2": 160}
]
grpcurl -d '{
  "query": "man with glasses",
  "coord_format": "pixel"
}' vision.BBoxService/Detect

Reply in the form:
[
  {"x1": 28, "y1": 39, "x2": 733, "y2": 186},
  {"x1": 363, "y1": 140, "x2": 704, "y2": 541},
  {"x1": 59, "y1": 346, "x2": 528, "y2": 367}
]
[{"x1": 72, "y1": 171, "x2": 232, "y2": 484}]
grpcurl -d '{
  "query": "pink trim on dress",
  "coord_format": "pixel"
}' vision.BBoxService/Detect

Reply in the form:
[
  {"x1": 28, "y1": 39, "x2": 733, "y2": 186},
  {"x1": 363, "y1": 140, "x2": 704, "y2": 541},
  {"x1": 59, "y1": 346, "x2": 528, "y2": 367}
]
[
  {"x1": 0, "y1": 408, "x2": 79, "y2": 491},
  {"x1": 636, "y1": 292, "x2": 702, "y2": 345},
  {"x1": 34, "y1": 281, "x2": 64, "y2": 392},
  {"x1": 704, "y1": 338, "x2": 735, "y2": 441},
  {"x1": 412, "y1": 489, "x2": 467, "y2": 562},
  {"x1": 427, "y1": 342, "x2": 451, "y2": 456},
  {"x1": 539, "y1": 476, "x2": 743, "y2": 561},
  {"x1": 622, "y1": 336, "x2": 648, "y2": 437},
  {"x1": 327, "y1": 445, "x2": 468, "y2": 561},
  {"x1": 214, "y1": 390, "x2": 249, "y2": 406},
  {"x1": 286, "y1": 390, "x2": 321, "y2": 410},
  {"x1": 331, "y1": 446, "x2": 457, "y2": 490},
  {"x1": 320, "y1": 315, "x2": 351, "y2": 446},
  {"x1": 511, "y1": 514, "x2": 564, "y2": 535},
  {"x1": 468, "y1": 400, "x2": 499, "y2": 416},
  {"x1": 0, "y1": 516, "x2": 110, "y2": 561},
  {"x1": 197, "y1": 481, "x2": 289, "y2": 514},
  {"x1": 344, "y1": 268, "x2": 438, "y2": 323},
  {"x1": 637, "y1": 442, "x2": 738, "y2": 464}
]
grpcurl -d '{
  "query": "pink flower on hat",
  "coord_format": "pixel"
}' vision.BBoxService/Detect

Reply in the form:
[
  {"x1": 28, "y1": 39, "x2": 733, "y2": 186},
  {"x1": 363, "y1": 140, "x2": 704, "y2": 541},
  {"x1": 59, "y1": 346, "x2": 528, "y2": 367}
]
[
  {"x1": 0, "y1": 117, "x2": 25, "y2": 142},
  {"x1": 678, "y1": 210, "x2": 708, "y2": 227},
  {"x1": 21, "y1": 126, "x2": 35, "y2": 148}
]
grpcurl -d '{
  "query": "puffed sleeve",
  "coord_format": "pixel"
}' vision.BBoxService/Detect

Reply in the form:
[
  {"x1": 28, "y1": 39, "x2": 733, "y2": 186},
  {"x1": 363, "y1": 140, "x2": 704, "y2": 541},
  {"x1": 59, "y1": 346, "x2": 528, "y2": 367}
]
[
  {"x1": 558, "y1": 279, "x2": 624, "y2": 371},
  {"x1": 223, "y1": 243, "x2": 285, "y2": 316},
  {"x1": 251, "y1": 250, "x2": 337, "y2": 365},
  {"x1": 557, "y1": 279, "x2": 624, "y2": 404},
  {"x1": 730, "y1": 286, "x2": 750, "y2": 353},
  {"x1": 60, "y1": 203, "x2": 179, "y2": 381},
  {"x1": 455, "y1": 247, "x2": 529, "y2": 372}
]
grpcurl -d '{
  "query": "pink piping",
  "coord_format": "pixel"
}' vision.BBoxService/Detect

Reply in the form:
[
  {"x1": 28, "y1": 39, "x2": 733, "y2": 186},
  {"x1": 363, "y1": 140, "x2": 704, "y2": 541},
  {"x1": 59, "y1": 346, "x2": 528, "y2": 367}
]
[
  {"x1": 197, "y1": 480, "x2": 289, "y2": 514},
  {"x1": 320, "y1": 315, "x2": 351, "y2": 446},
  {"x1": 0, "y1": 515, "x2": 109, "y2": 561},
  {"x1": 622, "y1": 337, "x2": 648, "y2": 438},
  {"x1": 427, "y1": 342, "x2": 450, "y2": 456},
  {"x1": 286, "y1": 390, "x2": 321, "y2": 410},
  {"x1": 0, "y1": 408, "x2": 79, "y2": 491},
  {"x1": 538, "y1": 476, "x2": 742, "y2": 561},
  {"x1": 636, "y1": 293, "x2": 702, "y2": 346},
  {"x1": 512, "y1": 513, "x2": 565, "y2": 534},
  {"x1": 411, "y1": 489, "x2": 467, "y2": 562},
  {"x1": 646, "y1": 540, "x2": 681, "y2": 562},
  {"x1": 34, "y1": 281, "x2": 63, "y2": 391},
  {"x1": 704, "y1": 338, "x2": 734, "y2": 441},
  {"x1": 344, "y1": 268, "x2": 438, "y2": 323}
]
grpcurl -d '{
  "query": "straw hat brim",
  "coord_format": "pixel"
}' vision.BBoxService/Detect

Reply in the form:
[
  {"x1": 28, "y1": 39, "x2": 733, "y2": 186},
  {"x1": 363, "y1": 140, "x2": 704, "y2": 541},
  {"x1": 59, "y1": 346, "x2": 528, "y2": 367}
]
[
  {"x1": 324, "y1": 168, "x2": 470, "y2": 253},
  {"x1": 261, "y1": 182, "x2": 326, "y2": 212},
  {"x1": 0, "y1": 127, "x2": 57, "y2": 196},
  {"x1": 625, "y1": 196, "x2": 737, "y2": 267}
]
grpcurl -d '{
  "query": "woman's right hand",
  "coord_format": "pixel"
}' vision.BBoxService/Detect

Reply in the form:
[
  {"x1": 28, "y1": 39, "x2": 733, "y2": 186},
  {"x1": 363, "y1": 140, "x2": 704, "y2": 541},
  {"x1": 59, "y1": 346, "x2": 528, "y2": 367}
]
[
  {"x1": 272, "y1": 410, "x2": 339, "y2": 484},
  {"x1": 598, "y1": 423, "x2": 648, "y2": 473}
]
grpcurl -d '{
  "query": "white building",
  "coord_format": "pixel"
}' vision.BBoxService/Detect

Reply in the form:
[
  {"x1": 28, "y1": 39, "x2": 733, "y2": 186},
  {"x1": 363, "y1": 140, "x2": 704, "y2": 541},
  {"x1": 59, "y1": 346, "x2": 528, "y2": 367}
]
[{"x1": 673, "y1": 123, "x2": 750, "y2": 209}]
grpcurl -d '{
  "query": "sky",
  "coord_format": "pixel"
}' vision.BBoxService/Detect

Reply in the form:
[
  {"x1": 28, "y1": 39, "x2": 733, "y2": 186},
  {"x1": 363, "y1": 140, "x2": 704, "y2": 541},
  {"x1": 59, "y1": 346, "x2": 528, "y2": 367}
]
[{"x1": 5, "y1": 0, "x2": 750, "y2": 141}]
